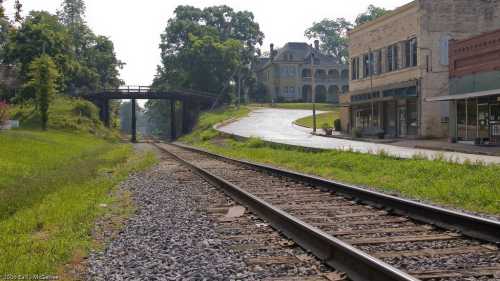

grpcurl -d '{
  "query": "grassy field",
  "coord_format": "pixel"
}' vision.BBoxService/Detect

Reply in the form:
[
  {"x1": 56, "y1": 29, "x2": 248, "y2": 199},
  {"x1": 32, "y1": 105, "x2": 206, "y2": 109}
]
[
  {"x1": 0, "y1": 130, "x2": 156, "y2": 276},
  {"x1": 294, "y1": 111, "x2": 340, "y2": 129},
  {"x1": 181, "y1": 107, "x2": 500, "y2": 215},
  {"x1": 251, "y1": 103, "x2": 338, "y2": 111}
]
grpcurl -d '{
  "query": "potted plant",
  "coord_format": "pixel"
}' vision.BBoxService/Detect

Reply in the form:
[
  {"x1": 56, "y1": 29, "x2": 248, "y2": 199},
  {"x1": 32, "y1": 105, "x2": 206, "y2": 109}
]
[{"x1": 322, "y1": 123, "x2": 333, "y2": 136}]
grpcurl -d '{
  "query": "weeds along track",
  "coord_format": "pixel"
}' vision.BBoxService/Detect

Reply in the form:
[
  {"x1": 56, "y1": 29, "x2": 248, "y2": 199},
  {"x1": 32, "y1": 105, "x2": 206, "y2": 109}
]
[{"x1": 154, "y1": 142, "x2": 500, "y2": 281}]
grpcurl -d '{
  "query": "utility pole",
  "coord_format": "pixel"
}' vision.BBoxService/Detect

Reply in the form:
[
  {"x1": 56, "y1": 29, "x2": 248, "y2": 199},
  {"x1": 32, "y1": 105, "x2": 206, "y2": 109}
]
[
  {"x1": 237, "y1": 70, "x2": 241, "y2": 109},
  {"x1": 311, "y1": 52, "x2": 317, "y2": 134},
  {"x1": 369, "y1": 48, "x2": 374, "y2": 128}
]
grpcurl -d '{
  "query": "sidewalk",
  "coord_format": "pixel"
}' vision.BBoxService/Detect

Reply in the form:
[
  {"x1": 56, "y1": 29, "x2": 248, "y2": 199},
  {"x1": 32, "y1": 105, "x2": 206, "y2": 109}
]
[
  {"x1": 217, "y1": 108, "x2": 500, "y2": 165},
  {"x1": 325, "y1": 134, "x2": 500, "y2": 157}
]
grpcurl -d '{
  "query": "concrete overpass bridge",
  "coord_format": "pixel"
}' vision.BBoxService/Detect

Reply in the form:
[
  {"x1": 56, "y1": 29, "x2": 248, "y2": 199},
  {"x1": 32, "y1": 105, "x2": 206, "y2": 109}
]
[{"x1": 85, "y1": 86, "x2": 218, "y2": 142}]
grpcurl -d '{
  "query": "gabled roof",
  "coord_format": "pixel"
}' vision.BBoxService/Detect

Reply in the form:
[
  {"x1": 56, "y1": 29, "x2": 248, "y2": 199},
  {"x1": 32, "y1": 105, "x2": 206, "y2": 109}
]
[{"x1": 256, "y1": 42, "x2": 342, "y2": 71}]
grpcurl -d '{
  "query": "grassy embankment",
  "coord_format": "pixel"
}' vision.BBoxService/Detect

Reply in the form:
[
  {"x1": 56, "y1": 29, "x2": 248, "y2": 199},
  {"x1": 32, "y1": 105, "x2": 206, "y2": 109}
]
[
  {"x1": 294, "y1": 111, "x2": 340, "y2": 129},
  {"x1": 181, "y1": 106, "x2": 500, "y2": 215},
  {"x1": 0, "y1": 98, "x2": 156, "y2": 276}
]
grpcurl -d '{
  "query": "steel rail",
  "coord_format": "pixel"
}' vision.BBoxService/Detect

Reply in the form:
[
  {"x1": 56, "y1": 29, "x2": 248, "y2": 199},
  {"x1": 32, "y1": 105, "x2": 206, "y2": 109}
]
[
  {"x1": 172, "y1": 142, "x2": 500, "y2": 244},
  {"x1": 153, "y1": 142, "x2": 418, "y2": 281}
]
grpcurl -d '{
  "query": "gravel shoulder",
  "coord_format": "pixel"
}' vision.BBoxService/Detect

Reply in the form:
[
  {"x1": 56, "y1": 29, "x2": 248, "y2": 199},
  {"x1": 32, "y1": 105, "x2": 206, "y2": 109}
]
[{"x1": 86, "y1": 144, "x2": 338, "y2": 281}]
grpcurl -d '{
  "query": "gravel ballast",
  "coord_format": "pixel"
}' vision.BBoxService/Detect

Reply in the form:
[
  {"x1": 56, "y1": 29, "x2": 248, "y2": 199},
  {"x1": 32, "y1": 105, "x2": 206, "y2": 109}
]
[
  {"x1": 86, "y1": 147, "x2": 336, "y2": 281},
  {"x1": 86, "y1": 156, "x2": 250, "y2": 280}
]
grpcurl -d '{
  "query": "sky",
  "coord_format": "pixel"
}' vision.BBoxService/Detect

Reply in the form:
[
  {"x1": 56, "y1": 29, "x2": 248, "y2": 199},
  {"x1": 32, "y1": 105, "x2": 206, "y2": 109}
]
[{"x1": 4, "y1": 0, "x2": 410, "y2": 87}]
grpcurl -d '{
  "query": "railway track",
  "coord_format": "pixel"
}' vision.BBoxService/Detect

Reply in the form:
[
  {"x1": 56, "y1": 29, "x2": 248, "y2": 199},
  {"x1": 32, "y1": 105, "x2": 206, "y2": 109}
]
[
  {"x1": 163, "y1": 152, "x2": 344, "y2": 280},
  {"x1": 153, "y1": 142, "x2": 500, "y2": 281}
]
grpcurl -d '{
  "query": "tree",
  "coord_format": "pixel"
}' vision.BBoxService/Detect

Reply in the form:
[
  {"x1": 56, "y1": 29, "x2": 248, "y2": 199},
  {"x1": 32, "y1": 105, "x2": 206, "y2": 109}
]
[
  {"x1": 4, "y1": 11, "x2": 72, "y2": 88},
  {"x1": 14, "y1": 0, "x2": 23, "y2": 23},
  {"x1": 59, "y1": 0, "x2": 85, "y2": 26},
  {"x1": 355, "y1": 5, "x2": 389, "y2": 26},
  {"x1": 305, "y1": 18, "x2": 353, "y2": 63},
  {"x1": 0, "y1": 1, "x2": 9, "y2": 62},
  {"x1": 0, "y1": 0, "x2": 4, "y2": 19},
  {"x1": 25, "y1": 54, "x2": 60, "y2": 130},
  {"x1": 157, "y1": 5, "x2": 263, "y2": 95}
]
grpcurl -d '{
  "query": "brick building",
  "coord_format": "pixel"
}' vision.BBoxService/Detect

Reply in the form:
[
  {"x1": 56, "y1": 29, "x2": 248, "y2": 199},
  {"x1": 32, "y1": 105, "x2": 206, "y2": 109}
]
[
  {"x1": 427, "y1": 29, "x2": 500, "y2": 144},
  {"x1": 255, "y1": 42, "x2": 349, "y2": 103},
  {"x1": 340, "y1": 0, "x2": 500, "y2": 138}
]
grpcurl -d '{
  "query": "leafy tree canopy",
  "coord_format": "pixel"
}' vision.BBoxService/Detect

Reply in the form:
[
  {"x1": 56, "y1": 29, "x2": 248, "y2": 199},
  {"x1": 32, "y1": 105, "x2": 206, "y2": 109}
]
[
  {"x1": 304, "y1": 18, "x2": 353, "y2": 63},
  {"x1": 156, "y1": 5, "x2": 263, "y2": 95},
  {"x1": 355, "y1": 5, "x2": 389, "y2": 26},
  {"x1": 3, "y1": 3, "x2": 123, "y2": 101}
]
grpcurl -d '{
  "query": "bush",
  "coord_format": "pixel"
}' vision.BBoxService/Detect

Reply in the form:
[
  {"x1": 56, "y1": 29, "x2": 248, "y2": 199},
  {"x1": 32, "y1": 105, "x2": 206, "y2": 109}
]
[
  {"x1": 0, "y1": 101, "x2": 9, "y2": 125},
  {"x1": 246, "y1": 137, "x2": 267, "y2": 148},
  {"x1": 334, "y1": 119, "x2": 341, "y2": 131},
  {"x1": 73, "y1": 99, "x2": 99, "y2": 119}
]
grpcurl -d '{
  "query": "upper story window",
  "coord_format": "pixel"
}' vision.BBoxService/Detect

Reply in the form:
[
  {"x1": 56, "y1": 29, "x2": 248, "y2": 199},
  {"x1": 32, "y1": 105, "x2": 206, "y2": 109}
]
[
  {"x1": 363, "y1": 54, "x2": 370, "y2": 77},
  {"x1": 404, "y1": 38, "x2": 418, "y2": 68},
  {"x1": 376, "y1": 50, "x2": 382, "y2": 75},
  {"x1": 387, "y1": 44, "x2": 399, "y2": 72},
  {"x1": 351, "y1": 57, "x2": 360, "y2": 80}
]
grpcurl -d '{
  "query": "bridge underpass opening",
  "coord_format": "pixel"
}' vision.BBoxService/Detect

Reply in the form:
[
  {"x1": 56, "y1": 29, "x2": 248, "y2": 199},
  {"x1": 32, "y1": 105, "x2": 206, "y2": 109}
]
[{"x1": 85, "y1": 86, "x2": 217, "y2": 142}]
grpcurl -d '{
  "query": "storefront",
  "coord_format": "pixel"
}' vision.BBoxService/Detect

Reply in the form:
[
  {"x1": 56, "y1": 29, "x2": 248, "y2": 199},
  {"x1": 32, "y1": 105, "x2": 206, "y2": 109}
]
[
  {"x1": 428, "y1": 90, "x2": 500, "y2": 144},
  {"x1": 349, "y1": 85, "x2": 419, "y2": 138}
]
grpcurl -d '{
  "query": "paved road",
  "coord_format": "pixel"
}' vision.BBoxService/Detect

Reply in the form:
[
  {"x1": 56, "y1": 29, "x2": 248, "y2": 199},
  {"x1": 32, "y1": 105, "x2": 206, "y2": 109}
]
[{"x1": 217, "y1": 108, "x2": 500, "y2": 165}]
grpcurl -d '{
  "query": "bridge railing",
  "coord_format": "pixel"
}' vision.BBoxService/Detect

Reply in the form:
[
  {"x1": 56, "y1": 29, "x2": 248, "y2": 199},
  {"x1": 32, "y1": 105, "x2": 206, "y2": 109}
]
[{"x1": 103, "y1": 86, "x2": 152, "y2": 93}]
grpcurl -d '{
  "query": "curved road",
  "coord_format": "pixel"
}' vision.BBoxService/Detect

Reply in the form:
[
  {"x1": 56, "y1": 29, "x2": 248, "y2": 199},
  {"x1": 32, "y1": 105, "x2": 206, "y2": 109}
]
[{"x1": 217, "y1": 108, "x2": 500, "y2": 165}]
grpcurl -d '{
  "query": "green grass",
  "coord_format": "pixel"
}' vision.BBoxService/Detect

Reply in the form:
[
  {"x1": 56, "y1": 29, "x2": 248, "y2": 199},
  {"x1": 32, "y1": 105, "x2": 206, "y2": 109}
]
[
  {"x1": 180, "y1": 105, "x2": 250, "y2": 144},
  {"x1": 251, "y1": 103, "x2": 338, "y2": 111},
  {"x1": 0, "y1": 130, "x2": 157, "y2": 275},
  {"x1": 181, "y1": 108, "x2": 500, "y2": 215},
  {"x1": 294, "y1": 111, "x2": 340, "y2": 129}
]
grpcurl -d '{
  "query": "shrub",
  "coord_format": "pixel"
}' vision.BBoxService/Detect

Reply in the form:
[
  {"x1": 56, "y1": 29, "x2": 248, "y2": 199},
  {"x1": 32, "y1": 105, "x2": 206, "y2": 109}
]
[
  {"x1": 72, "y1": 99, "x2": 99, "y2": 119},
  {"x1": 246, "y1": 137, "x2": 267, "y2": 148},
  {"x1": 0, "y1": 101, "x2": 9, "y2": 125},
  {"x1": 333, "y1": 119, "x2": 341, "y2": 131}
]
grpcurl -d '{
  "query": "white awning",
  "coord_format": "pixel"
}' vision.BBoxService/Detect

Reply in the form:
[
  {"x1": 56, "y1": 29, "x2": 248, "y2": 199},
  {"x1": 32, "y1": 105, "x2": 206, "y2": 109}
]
[{"x1": 426, "y1": 88, "x2": 500, "y2": 102}]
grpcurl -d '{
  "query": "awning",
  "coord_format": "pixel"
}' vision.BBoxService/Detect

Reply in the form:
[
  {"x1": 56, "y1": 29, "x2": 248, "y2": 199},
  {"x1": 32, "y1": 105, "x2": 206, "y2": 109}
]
[{"x1": 426, "y1": 88, "x2": 500, "y2": 102}]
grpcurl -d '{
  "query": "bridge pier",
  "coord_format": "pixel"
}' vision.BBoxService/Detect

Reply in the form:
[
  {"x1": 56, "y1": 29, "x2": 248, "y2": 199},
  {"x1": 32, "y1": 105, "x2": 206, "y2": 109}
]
[
  {"x1": 170, "y1": 100, "x2": 176, "y2": 141},
  {"x1": 97, "y1": 99, "x2": 111, "y2": 128},
  {"x1": 182, "y1": 100, "x2": 200, "y2": 134},
  {"x1": 131, "y1": 99, "x2": 137, "y2": 143}
]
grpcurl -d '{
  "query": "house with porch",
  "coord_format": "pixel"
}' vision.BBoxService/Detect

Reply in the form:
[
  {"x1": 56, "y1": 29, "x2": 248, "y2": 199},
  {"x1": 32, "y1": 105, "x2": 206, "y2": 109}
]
[{"x1": 255, "y1": 41, "x2": 348, "y2": 103}]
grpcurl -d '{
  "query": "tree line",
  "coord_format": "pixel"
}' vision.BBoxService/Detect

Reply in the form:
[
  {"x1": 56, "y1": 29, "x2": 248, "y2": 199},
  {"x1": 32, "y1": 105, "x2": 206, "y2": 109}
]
[{"x1": 0, "y1": 0, "x2": 122, "y2": 129}]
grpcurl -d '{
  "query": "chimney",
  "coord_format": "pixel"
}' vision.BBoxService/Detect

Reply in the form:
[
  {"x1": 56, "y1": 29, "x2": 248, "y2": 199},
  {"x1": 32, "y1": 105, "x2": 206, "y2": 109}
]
[
  {"x1": 270, "y1": 43, "x2": 275, "y2": 61},
  {"x1": 314, "y1": 40, "x2": 320, "y2": 51}
]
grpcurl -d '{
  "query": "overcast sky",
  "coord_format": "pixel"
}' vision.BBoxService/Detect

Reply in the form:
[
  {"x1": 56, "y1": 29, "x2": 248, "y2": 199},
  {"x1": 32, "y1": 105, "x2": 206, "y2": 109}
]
[{"x1": 4, "y1": 0, "x2": 409, "y2": 86}]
